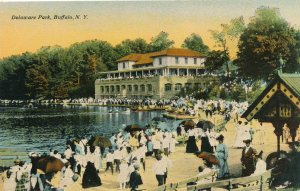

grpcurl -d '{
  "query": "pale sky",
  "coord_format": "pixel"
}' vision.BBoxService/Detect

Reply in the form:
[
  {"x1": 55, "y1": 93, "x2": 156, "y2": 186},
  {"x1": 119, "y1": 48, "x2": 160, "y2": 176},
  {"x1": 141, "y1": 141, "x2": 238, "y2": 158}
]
[{"x1": 0, "y1": 0, "x2": 299, "y2": 59}]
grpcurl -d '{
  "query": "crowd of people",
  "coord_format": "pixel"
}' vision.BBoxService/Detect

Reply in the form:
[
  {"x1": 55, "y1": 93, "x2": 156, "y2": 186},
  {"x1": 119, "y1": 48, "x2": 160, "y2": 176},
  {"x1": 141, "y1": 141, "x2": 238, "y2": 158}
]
[{"x1": 1, "y1": 97, "x2": 275, "y2": 191}]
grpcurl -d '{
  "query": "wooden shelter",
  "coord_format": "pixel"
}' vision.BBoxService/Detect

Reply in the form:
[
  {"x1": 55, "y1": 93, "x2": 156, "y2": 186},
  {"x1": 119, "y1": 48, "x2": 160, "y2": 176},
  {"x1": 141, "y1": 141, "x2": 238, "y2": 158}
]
[{"x1": 242, "y1": 73, "x2": 300, "y2": 157}]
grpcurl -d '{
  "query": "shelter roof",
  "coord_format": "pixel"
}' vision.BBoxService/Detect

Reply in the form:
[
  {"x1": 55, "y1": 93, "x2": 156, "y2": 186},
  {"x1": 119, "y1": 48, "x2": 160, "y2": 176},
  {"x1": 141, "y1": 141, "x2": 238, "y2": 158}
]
[{"x1": 242, "y1": 73, "x2": 300, "y2": 121}]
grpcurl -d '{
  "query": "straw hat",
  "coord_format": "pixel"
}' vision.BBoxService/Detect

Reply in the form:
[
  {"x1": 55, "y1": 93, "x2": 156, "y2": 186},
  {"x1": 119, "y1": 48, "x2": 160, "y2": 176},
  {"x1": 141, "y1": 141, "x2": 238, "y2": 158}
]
[{"x1": 243, "y1": 139, "x2": 251, "y2": 144}]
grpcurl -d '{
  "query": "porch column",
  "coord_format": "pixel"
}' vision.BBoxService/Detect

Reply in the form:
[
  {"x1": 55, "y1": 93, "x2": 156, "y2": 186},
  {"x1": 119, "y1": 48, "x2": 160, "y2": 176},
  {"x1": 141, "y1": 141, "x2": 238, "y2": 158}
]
[
  {"x1": 177, "y1": 68, "x2": 179, "y2": 76},
  {"x1": 187, "y1": 69, "x2": 189, "y2": 76}
]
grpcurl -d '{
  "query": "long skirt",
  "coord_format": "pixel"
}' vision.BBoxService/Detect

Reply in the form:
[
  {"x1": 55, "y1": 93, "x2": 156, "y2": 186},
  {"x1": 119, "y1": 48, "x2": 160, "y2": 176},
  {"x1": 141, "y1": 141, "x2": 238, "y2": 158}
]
[
  {"x1": 186, "y1": 136, "x2": 199, "y2": 153},
  {"x1": 201, "y1": 137, "x2": 213, "y2": 153}
]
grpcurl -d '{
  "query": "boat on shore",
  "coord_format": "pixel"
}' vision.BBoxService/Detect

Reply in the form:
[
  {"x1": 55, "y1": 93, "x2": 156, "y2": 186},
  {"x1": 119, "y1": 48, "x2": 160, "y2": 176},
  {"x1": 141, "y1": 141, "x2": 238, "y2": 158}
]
[
  {"x1": 130, "y1": 105, "x2": 169, "y2": 112},
  {"x1": 162, "y1": 112, "x2": 198, "y2": 120}
]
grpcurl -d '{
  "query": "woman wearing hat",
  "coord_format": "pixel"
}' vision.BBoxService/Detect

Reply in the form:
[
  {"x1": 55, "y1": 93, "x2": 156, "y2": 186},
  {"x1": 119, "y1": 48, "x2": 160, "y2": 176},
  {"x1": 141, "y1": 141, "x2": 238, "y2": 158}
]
[
  {"x1": 241, "y1": 139, "x2": 257, "y2": 177},
  {"x1": 215, "y1": 134, "x2": 229, "y2": 179},
  {"x1": 186, "y1": 127, "x2": 199, "y2": 153}
]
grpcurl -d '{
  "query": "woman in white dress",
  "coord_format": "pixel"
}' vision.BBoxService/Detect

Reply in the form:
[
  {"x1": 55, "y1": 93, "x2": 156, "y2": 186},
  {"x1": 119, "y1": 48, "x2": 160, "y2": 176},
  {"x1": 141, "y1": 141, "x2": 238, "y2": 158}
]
[
  {"x1": 3, "y1": 168, "x2": 17, "y2": 191},
  {"x1": 118, "y1": 160, "x2": 129, "y2": 190},
  {"x1": 233, "y1": 121, "x2": 245, "y2": 148},
  {"x1": 60, "y1": 164, "x2": 75, "y2": 187}
]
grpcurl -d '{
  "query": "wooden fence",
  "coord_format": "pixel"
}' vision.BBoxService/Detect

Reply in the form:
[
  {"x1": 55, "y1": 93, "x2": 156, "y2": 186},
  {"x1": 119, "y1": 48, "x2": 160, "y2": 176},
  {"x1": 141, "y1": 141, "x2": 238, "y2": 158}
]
[
  {"x1": 187, "y1": 170, "x2": 272, "y2": 191},
  {"x1": 150, "y1": 170, "x2": 271, "y2": 191},
  {"x1": 150, "y1": 171, "x2": 216, "y2": 191}
]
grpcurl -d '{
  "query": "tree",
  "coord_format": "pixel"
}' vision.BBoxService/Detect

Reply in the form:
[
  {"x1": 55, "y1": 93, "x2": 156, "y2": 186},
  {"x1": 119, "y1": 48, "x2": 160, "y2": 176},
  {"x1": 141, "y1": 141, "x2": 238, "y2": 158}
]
[
  {"x1": 210, "y1": 16, "x2": 245, "y2": 76},
  {"x1": 25, "y1": 55, "x2": 50, "y2": 99},
  {"x1": 182, "y1": 33, "x2": 209, "y2": 54},
  {"x1": 149, "y1": 31, "x2": 174, "y2": 52},
  {"x1": 235, "y1": 7, "x2": 298, "y2": 81},
  {"x1": 204, "y1": 50, "x2": 229, "y2": 73},
  {"x1": 115, "y1": 38, "x2": 150, "y2": 57}
]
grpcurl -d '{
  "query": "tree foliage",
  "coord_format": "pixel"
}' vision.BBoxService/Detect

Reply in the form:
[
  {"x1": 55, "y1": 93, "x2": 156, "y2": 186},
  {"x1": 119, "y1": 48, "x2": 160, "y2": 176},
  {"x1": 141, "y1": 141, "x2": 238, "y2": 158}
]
[
  {"x1": 0, "y1": 40, "x2": 114, "y2": 99},
  {"x1": 210, "y1": 16, "x2": 245, "y2": 76},
  {"x1": 149, "y1": 31, "x2": 175, "y2": 52},
  {"x1": 181, "y1": 33, "x2": 209, "y2": 54},
  {"x1": 204, "y1": 50, "x2": 229, "y2": 73},
  {"x1": 115, "y1": 38, "x2": 150, "y2": 58},
  {"x1": 235, "y1": 7, "x2": 299, "y2": 81}
]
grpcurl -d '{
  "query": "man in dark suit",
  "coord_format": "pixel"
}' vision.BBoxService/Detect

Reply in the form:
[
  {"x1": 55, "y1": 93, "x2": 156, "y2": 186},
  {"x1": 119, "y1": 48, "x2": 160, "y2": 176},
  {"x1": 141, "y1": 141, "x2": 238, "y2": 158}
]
[{"x1": 241, "y1": 139, "x2": 257, "y2": 177}]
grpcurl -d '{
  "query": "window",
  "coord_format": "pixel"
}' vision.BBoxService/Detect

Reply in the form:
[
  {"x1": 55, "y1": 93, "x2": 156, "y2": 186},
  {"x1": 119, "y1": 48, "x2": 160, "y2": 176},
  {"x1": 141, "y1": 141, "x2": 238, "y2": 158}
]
[
  {"x1": 128, "y1": 85, "x2": 132, "y2": 92},
  {"x1": 111, "y1": 86, "x2": 114, "y2": 92},
  {"x1": 123, "y1": 62, "x2": 126, "y2": 68},
  {"x1": 185, "y1": 57, "x2": 188, "y2": 64},
  {"x1": 147, "y1": 84, "x2": 152, "y2": 92},
  {"x1": 105, "y1": 86, "x2": 109, "y2": 92},
  {"x1": 101, "y1": 86, "x2": 104, "y2": 93},
  {"x1": 175, "y1": 57, "x2": 179, "y2": 64},
  {"x1": 134, "y1": 85, "x2": 139, "y2": 92},
  {"x1": 165, "y1": 84, "x2": 172, "y2": 91},
  {"x1": 185, "y1": 83, "x2": 192, "y2": 90},
  {"x1": 159, "y1": 58, "x2": 162, "y2": 65},
  {"x1": 116, "y1": 85, "x2": 120, "y2": 92},
  {"x1": 175, "y1": 83, "x2": 182, "y2": 91},
  {"x1": 194, "y1": 83, "x2": 201, "y2": 89},
  {"x1": 194, "y1": 58, "x2": 197, "y2": 64},
  {"x1": 141, "y1": 85, "x2": 145, "y2": 92}
]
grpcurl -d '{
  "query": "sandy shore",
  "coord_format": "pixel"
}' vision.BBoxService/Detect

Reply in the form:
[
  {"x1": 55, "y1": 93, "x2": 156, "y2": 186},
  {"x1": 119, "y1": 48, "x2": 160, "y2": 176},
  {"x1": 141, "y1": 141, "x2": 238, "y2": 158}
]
[{"x1": 63, "y1": 118, "x2": 289, "y2": 191}]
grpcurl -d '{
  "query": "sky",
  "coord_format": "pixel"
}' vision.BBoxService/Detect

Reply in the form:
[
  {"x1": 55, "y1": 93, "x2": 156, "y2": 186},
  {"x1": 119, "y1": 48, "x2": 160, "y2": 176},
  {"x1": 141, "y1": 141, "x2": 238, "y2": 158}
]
[{"x1": 0, "y1": 0, "x2": 300, "y2": 59}]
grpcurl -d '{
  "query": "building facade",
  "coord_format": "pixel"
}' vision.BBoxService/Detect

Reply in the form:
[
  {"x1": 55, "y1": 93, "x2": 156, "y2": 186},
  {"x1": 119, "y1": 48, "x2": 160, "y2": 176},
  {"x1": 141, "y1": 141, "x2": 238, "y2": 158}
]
[{"x1": 95, "y1": 48, "x2": 216, "y2": 99}]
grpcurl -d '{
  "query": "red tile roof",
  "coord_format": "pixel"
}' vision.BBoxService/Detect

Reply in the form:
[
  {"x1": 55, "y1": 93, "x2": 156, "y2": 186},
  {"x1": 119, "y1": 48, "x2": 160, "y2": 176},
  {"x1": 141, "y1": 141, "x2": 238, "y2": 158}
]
[{"x1": 117, "y1": 48, "x2": 205, "y2": 65}]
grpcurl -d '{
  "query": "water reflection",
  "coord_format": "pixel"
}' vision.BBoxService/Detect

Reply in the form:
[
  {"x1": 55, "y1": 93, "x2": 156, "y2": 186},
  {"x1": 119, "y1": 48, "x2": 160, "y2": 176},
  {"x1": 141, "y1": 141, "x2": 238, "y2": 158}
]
[{"x1": 0, "y1": 105, "x2": 163, "y2": 155}]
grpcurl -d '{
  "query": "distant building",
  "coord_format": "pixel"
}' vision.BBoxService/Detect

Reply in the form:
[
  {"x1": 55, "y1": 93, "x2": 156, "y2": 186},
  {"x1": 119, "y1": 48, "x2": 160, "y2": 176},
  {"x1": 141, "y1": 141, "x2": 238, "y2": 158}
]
[{"x1": 95, "y1": 48, "x2": 216, "y2": 99}]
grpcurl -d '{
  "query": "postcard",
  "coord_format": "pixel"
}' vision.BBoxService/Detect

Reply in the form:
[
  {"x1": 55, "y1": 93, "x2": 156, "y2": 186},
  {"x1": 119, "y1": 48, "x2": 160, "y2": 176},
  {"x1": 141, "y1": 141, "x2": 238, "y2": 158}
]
[{"x1": 0, "y1": 0, "x2": 299, "y2": 190}]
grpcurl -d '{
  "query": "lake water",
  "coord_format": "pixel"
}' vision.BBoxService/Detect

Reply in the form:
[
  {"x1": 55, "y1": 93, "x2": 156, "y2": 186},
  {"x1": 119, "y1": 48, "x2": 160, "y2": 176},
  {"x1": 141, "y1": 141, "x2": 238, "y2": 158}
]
[{"x1": 0, "y1": 105, "x2": 175, "y2": 163}]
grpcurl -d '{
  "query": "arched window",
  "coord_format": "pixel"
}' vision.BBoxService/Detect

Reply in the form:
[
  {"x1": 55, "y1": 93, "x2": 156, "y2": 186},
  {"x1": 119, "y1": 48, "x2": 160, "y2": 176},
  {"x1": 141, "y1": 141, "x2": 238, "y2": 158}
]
[
  {"x1": 116, "y1": 85, "x2": 120, "y2": 92},
  {"x1": 101, "y1": 86, "x2": 104, "y2": 93},
  {"x1": 134, "y1": 85, "x2": 139, "y2": 92},
  {"x1": 127, "y1": 85, "x2": 132, "y2": 92},
  {"x1": 175, "y1": 83, "x2": 182, "y2": 91},
  {"x1": 165, "y1": 83, "x2": 172, "y2": 92},
  {"x1": 141, "y1": 85, "x2": 145, "y2": 92},
  {"x1": 147, "y1": 84, "x2": 152, "y2": 92},
  {"x1": 111, "y1": 86, "x2": 115, "y2": 92},
  {"x1": 185, "y1": 83, "x2": 192, "y2": 90}
]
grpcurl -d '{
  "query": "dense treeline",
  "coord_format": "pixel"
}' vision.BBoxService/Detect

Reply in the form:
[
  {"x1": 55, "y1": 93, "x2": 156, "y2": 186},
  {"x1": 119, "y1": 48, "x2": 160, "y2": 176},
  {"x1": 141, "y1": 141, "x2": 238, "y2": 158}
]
[{"x1": 0, "y1": 32, "x2": 208, "y2": 99}]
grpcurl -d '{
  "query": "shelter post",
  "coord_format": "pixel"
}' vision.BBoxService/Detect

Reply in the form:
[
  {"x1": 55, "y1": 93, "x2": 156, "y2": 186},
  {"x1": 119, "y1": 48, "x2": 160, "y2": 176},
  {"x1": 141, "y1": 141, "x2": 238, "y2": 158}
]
[{"x1": 272, "y1": 121, "x2": 284, "y2": 159}]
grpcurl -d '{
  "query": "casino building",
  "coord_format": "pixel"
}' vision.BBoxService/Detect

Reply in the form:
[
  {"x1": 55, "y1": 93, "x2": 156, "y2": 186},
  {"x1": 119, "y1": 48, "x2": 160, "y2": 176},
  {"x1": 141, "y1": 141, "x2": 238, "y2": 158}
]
[{"x1": 95, "y1": 48, "x2": 216, "y2": 99}]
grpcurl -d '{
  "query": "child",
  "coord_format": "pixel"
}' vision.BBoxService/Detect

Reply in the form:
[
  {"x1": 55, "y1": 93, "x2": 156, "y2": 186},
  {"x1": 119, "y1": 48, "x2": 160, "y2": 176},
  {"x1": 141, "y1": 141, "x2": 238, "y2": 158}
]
[{"x1": 105, "y1": 150, "x2": 114, "y2": 174}]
